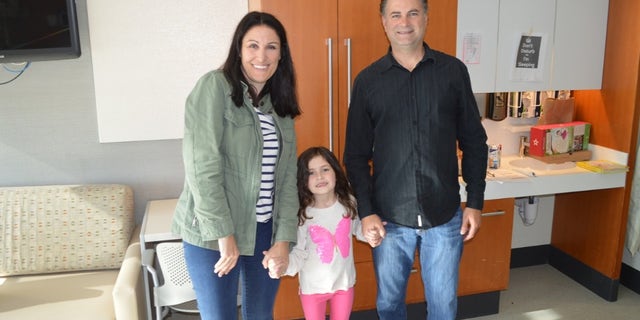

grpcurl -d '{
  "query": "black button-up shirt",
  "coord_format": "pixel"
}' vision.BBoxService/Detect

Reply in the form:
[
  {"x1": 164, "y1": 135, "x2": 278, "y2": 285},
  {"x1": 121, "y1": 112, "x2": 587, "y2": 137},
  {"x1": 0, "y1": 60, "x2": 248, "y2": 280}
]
[{"x1": 344, "y1": 44, "x2": 488, "y2": 229}]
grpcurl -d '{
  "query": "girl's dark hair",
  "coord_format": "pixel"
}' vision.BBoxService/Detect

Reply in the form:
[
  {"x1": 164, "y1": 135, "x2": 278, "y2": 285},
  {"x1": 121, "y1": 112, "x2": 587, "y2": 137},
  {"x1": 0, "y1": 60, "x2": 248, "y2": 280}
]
[
  {"x1": 296, "y1": 146, "x2": 358, "y2": 225},
  {"x1": 222, "y1": 11, "x2": 301, "y2": 118}
]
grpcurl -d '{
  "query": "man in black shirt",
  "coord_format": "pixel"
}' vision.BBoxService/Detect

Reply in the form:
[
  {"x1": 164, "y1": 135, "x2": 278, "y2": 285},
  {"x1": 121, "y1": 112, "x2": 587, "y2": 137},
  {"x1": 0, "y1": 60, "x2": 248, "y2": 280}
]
[{"x1": 343, "y1": 0, "x2": 488, "y2": 319}]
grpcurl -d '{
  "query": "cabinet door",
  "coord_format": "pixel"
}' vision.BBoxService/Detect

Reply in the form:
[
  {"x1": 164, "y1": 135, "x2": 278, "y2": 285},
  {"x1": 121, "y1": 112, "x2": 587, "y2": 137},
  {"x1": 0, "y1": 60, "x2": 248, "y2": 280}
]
[
  {"x1": 250, "y1": 0, "x2": 339, "y2": 154},
  {"x1": 353, "y1": 234, "x2": 374, "y2": 263},
  {"x1": 353, "y1": 261, "x2": 378, "y2": 310},
  {"x1": 335, "y1": 0, "x2": 391, "y2": 159},
  {"x1": 552, "y1": 0, "x2": 608, "y2": 90},
  {"x1": 272, "y1": 275, "x2": 303, "y2": 319},
  {"x1": 458, "y1": 198, "x2": 514, "y2": 295},
  {"x1": 457, "y1": 0, "x2": 500, "y2": 93},
  {"x1": 495, "y1": 0, "x2": 556, "y2": 91}
]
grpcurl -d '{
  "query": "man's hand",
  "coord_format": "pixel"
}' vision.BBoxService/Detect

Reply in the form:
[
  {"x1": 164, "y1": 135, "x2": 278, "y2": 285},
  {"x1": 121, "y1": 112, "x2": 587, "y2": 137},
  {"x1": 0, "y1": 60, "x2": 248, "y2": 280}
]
[
  {"x1": 460, "y1": 207, "x2": 481, "y2": 241},
  {"x1": 361, "y1": 214, "x2": 386, "y2": 247}
]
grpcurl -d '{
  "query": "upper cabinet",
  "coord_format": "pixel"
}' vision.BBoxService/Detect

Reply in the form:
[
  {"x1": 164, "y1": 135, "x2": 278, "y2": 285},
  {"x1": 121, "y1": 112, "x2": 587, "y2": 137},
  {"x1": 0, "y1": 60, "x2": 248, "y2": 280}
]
[
  {"x1": 457, "y1": 0, "x2": 500, "y2": 93},
  {"x1": 248, "y1": 0, "x2": 390, "y2": 158},
  {"x1": 552, "y1": 0, "x2": 609, "y2": 90},
  {"x1": 495, "y1": 0, "x2": 556, "y2": 92},
  {"x1": 457, "y1": 0, "x2": 609, "y2": 93}
]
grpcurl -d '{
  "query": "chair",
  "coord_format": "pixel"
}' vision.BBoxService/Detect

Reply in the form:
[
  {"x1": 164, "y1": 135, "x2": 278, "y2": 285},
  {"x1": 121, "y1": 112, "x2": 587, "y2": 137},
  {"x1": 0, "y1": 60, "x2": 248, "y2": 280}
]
[{"x1": 142, "y1": 242, "x2": 199, "y2": 320}]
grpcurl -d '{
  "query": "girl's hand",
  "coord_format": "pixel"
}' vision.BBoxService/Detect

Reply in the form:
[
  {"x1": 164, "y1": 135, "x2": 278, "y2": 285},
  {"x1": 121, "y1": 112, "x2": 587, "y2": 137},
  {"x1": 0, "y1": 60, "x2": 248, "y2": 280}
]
[
  {"x1": 262, "y1": 241, "x2": 290, "y2": 278},
  {"x1": 266, "y1": 257, "x2": 285, "y2": 279},
  {"x1": 214, "y1": 235, "x2": 240, "y2": 277},
  {"x1": 361, "y1": 214, "x2": 386, "y2": 247}
]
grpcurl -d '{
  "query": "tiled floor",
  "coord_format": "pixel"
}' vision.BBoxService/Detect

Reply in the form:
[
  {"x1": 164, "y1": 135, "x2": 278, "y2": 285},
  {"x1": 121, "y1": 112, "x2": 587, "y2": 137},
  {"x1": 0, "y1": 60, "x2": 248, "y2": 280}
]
[
  {"x1": 167, "y1": 264, "x2": 640, "y2": 320},
  {"x1": 469, "y1": 265, "x2": 640, "y2": 320}
]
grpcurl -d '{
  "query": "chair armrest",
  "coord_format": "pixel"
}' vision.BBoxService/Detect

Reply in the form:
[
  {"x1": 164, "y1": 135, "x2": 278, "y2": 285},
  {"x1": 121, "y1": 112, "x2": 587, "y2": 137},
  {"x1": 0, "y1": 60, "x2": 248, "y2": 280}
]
[{"x1": 113, "y1": 226, "x2": 146, "y2": 320}]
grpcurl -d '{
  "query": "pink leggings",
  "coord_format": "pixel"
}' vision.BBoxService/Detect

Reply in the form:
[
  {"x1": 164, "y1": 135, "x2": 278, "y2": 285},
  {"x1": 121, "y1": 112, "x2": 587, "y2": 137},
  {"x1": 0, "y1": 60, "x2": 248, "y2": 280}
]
[{"x1": 299, "y1": 287, "x2": 355, "y2": 320}]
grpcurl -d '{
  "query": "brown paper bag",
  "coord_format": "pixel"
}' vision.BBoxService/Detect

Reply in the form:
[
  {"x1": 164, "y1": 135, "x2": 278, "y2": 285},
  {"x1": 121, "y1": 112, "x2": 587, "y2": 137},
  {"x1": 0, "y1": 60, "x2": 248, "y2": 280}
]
[{"x1": 538, "y1": 97, "x2": 575, "y2": 125}]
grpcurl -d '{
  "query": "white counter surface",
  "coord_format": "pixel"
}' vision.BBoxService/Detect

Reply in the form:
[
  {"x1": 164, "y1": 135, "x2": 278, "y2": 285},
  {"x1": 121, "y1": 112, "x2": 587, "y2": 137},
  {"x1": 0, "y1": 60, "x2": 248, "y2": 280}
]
[{"x1": 460, "y1": 145, "x2": 629, "y2": 201}]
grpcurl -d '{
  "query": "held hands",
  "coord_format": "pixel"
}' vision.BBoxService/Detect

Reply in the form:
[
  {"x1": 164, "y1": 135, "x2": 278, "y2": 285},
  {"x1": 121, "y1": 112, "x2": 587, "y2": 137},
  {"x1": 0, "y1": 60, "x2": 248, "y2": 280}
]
[
  {"x1": 262, "y1": 241, "x2": 289, "y2": 279},
  {"x1": 460, "y1": 207, "x2": 482, "y2": 241},
  {"x1": 361, "y1": 214, "x2": 386, "y2": 248},
  {"x1": 266, "y1": 256, "x2": 287, "y2": 279}
]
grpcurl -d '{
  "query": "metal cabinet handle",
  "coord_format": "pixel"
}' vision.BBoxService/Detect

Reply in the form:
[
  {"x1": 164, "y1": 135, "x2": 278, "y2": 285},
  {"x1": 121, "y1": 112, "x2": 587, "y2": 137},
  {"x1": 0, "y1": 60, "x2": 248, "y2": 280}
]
[
  {"x1": 326, "y1": 38, "x2": 334, "y2": 151},
  {"x1": 481, "y1": 210, "x2": 506, "y2": 217},
  {"x1": 345, "y1": 38, "x2": 352, "y2": 106}
]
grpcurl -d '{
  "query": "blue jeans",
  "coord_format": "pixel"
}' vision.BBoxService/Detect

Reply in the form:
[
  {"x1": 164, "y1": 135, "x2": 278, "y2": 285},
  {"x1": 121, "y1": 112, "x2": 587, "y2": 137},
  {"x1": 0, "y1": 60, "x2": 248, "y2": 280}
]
[
  {"x1": 183, "y1": 220, "x2": 279, "y2": 320},
  {"x1": 373, "y1": 208, "x2": 463, "y2": 320}
]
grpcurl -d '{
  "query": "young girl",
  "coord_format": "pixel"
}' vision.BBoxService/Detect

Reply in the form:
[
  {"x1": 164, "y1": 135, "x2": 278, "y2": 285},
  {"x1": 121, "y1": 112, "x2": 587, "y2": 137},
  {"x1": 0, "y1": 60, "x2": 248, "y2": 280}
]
[{"x1": 274, "y1": 146, "x2": 366, "y2": 320}]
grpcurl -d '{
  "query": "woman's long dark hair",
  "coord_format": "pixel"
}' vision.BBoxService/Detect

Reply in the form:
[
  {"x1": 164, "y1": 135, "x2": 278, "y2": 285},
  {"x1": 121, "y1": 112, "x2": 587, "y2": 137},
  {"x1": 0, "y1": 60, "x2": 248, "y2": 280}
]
[
  {"x1": 222, "y1": 11, "x2": 301, "y2": 119},
  {"x1": 296, "y1": 147, "x2": 358, "y2": 225}
]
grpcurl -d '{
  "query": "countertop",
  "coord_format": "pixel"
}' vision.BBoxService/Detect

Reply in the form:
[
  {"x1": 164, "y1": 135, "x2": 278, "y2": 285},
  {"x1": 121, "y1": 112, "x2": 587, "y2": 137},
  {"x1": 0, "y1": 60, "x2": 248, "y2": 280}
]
[{"x1": 459, "y1": 145, "x2": 629, "y2": 201}]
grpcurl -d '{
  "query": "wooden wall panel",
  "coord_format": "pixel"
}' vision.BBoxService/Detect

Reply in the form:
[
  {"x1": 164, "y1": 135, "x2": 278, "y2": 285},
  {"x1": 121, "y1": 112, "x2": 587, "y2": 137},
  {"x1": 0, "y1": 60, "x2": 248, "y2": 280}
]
[
  {"x1": 425, "y1": 0, "x2": 457, "y2": 55},
  {"x1": 552, "y1": 189, "x2": 627, "y2": 276},
  {"x1": 552, "y1": 0, "x2": 640, "y2": 279}
]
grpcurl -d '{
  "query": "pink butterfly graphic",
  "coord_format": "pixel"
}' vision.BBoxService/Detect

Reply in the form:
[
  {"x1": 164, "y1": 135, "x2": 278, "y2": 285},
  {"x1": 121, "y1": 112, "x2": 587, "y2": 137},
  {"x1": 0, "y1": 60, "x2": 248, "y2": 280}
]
[{"x1": 309, "y1": 217, "x2": 352, "y2": 264}]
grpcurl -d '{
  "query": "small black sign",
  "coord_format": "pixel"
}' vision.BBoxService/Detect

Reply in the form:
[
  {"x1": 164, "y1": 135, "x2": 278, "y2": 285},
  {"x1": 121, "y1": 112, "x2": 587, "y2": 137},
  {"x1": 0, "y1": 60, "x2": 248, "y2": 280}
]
[{"x1": 515, "y1": 35, "x2": 542, "y2": 69}]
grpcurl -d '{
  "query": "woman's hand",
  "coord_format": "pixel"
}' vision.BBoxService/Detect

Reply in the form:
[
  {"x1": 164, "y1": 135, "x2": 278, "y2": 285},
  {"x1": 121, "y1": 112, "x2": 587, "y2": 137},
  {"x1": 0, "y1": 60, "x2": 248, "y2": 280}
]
[
  {"x1": 262, "y1": 241, "x2": 290, "y2": 279},
  {"x1": 214, "y1": 234, "x2": 240, "y2": 277},
  {"x1": 266, "y1": 256, "x2": 286, "y2": 279}
]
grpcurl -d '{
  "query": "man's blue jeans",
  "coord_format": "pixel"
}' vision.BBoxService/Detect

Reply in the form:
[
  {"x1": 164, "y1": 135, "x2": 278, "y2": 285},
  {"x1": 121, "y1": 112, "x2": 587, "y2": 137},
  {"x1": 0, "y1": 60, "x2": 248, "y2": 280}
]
[
  {"x1": 182, "y1": 220, "x2": 279, "y2": 320},
  {"x1": 372, "y1": 207, "x2": 463, "y2": 320}
]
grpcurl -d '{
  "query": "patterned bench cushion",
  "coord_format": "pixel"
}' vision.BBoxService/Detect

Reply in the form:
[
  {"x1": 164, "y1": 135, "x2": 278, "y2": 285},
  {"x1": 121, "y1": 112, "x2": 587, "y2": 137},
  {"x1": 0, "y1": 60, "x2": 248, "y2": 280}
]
[{"x1": 0, "y1": 184, "x2": 134, "y2": 276}]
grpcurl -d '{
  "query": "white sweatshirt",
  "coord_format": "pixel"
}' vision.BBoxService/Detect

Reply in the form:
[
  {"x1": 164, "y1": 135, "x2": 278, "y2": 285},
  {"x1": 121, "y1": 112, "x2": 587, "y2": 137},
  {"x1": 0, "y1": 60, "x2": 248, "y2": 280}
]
[{"x1": 284, "y1": 200, "x2": 366, "y2": 295}]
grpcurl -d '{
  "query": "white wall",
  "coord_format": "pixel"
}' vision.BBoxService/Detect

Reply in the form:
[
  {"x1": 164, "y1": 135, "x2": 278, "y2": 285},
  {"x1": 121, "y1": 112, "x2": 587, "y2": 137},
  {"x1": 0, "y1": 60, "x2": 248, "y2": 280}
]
[
  {"x1": 87, "y1": 0, "x2": 248, "y2": 142},
  {"x1": 0, "y1": 0, "x2": 246, "y2": 222},
  {"x1": 511, "y1": 195, "x2": 554, "y2": 248}
]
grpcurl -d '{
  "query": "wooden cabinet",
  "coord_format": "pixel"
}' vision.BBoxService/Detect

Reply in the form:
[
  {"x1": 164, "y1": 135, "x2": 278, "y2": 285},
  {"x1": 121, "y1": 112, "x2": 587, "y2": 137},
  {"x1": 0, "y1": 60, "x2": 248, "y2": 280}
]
[
  {"x1": 459, "y1": 198, "x2": 514, "y2": 295},
  {"x1": 457, "y1": 0, "x2": 608, "y2": 92}
]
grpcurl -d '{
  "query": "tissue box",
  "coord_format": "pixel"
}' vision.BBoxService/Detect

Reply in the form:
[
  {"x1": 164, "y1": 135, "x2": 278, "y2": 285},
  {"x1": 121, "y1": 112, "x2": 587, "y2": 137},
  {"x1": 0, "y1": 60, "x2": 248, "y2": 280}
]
[{"x1": 529, "y1": 121, "x2": 591, "y2": 156}]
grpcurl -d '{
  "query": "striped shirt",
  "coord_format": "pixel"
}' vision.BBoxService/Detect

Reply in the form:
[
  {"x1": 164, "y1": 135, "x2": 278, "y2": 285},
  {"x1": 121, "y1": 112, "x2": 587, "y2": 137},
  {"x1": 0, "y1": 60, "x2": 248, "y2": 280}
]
[{"x1": 255, "y1": 108, "x2": 279, "y2": 223}]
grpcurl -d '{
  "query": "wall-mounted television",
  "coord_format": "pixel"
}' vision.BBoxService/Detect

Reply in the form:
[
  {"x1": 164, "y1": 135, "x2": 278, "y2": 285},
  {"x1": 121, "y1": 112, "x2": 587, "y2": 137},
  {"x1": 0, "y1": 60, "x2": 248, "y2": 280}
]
[{"x1": 0, "y1": 0, "x2": 81, "y2": 63}]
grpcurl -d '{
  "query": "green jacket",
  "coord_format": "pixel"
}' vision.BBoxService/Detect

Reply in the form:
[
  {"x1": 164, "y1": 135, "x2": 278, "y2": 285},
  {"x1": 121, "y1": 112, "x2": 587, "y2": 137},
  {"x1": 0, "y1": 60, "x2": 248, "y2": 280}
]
[{"x1": 171, "y1": 70, "x2": 299, "y2": 255}]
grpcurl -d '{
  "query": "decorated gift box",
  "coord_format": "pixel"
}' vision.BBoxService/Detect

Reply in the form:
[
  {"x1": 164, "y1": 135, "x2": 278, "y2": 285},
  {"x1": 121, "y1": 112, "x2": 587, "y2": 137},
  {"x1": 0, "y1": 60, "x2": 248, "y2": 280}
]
[{"x1": 529, "y1": 121, "x2": 591, "y2": 157}]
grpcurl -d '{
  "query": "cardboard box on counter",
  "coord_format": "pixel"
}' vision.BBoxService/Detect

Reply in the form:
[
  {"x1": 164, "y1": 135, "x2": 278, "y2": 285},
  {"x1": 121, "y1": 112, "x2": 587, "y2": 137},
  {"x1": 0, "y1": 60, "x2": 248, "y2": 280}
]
[{"x1": 529, "y1": 121, "x2": 591, "y2": 157}]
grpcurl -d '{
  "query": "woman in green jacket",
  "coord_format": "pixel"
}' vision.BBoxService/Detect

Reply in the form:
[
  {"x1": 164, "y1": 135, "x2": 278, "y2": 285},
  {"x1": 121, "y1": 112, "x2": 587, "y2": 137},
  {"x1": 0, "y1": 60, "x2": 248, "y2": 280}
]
[{"x1": 171, "y1": 11, "x2": 301, "y2": 320}]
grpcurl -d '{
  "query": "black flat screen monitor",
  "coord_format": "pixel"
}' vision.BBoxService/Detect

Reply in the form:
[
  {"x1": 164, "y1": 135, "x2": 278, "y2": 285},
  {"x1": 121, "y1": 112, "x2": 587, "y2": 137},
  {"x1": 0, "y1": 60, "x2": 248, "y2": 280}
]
[{"x1": 0, "y1": 0, "x2": 81, "y2": 63}]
